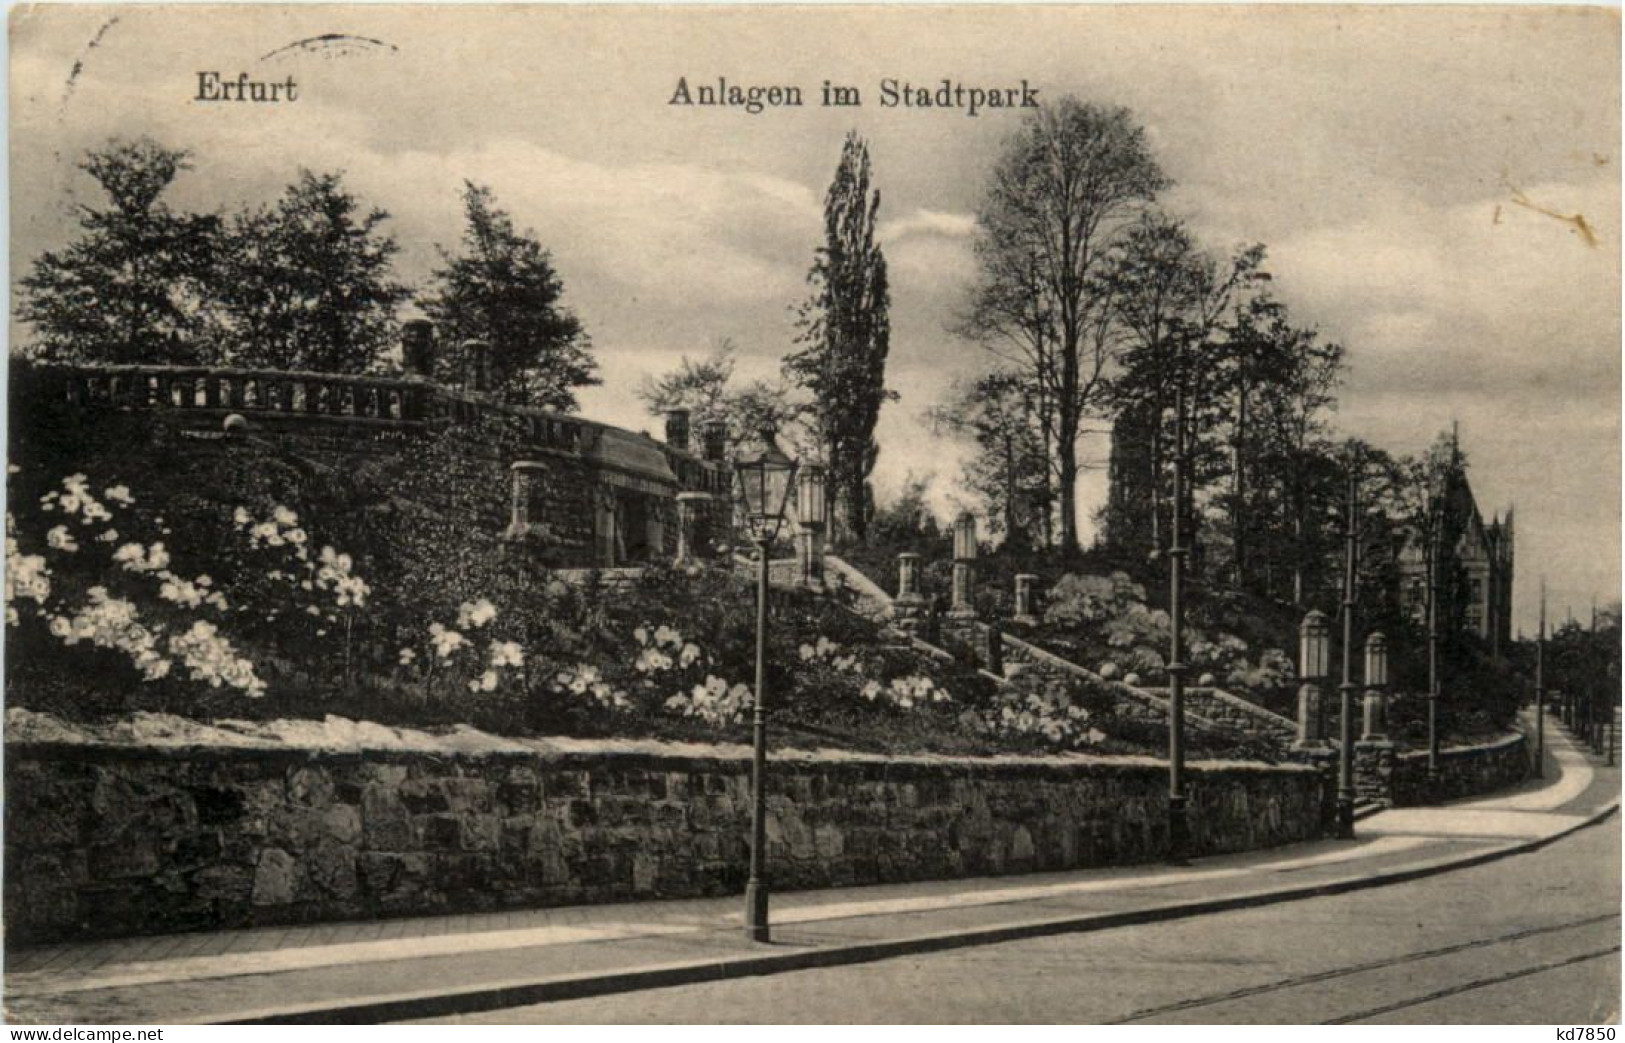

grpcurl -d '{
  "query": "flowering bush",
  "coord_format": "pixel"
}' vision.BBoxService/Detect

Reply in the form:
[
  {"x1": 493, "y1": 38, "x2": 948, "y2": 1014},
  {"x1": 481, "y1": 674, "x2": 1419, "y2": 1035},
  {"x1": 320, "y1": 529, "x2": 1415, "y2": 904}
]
[
  {"x1": 975, "y1": 669, "x2": 1111, "y2": 750},
  {"x1": 9, "y1": 472, "x2": 266, "y2": 700},
  {"x1": 665, "y1": 674, "x2": 753, "y2": 726}
]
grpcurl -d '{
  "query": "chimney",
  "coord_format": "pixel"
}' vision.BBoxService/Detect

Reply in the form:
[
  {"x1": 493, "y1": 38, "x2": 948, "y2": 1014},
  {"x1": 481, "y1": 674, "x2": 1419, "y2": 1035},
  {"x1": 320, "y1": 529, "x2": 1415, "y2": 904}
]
[
  {"x1": 665, "y1": 409, "x2": 691, "y2": 452},
  {"x1": 700, "y1": 418, "x2": 728, "y2": 462},
  {"x1": 402, "y1": 319, "x2": 435, "y2": 378}
]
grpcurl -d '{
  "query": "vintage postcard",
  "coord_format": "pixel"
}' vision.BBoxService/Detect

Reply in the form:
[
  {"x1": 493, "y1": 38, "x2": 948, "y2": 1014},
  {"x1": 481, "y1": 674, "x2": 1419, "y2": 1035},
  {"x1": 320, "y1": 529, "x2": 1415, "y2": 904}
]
[{"x1": 5, "y1": 3, "x2": 1620, "y2": 1028}]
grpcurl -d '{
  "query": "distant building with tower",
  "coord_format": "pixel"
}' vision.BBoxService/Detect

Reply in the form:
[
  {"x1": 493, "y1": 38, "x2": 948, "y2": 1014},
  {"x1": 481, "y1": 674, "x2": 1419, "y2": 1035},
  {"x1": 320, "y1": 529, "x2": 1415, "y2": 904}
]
[{"x1": 1397, "y1": 427, "x2": 1515, "y2": 652}]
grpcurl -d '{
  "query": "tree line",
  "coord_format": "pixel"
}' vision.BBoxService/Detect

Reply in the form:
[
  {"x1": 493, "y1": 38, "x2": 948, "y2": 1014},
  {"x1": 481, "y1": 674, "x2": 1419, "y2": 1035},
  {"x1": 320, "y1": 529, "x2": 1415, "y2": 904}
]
[
  {"x1": 17, "y1": 138, "x2": 599, "y2": 411},
  {"x1": 22, "y1": 120, "x2": 1470, "y2": 621}
]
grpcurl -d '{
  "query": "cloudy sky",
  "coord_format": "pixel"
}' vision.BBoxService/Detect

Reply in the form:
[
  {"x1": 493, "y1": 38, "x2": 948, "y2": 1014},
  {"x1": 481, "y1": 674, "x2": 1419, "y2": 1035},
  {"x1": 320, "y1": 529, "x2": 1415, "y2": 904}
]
[{"x1": 10, "y1": 5, "x2": 1619, "y2": 632}]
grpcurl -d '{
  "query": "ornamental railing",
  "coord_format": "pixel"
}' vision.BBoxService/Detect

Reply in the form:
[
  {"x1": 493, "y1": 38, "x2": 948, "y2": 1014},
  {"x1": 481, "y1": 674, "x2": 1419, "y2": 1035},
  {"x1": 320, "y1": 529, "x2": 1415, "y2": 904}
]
[
  {"x1": 18, "y1": 361, "x2": 726, "y2": 482},
  {"x1": 36, "y1": 363, "x2": 436, "y2": 426}
]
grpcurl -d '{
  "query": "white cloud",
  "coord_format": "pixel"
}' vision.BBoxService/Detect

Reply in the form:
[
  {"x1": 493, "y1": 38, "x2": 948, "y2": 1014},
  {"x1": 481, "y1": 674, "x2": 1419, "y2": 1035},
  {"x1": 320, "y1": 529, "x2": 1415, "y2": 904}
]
[{"x1": 878, "y1": 208, "x2": 978, "y2": 244}]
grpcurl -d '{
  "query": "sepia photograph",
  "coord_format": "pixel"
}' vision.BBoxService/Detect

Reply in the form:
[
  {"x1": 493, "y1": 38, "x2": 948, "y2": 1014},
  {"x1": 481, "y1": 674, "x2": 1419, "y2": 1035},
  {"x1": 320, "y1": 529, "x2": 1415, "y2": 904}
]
[{"x1": 4, "y1": 3, "x2": 1621, "y2": 1026}]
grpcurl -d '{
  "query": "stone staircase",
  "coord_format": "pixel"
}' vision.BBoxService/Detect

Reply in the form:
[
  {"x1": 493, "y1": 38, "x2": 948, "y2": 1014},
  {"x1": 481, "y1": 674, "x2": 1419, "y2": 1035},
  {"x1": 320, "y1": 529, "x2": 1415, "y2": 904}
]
[
  {"x1": 1142, "y1": 684, "x2": 1298, "y2": 745},
  {"x1": 767, "y1": 554, "x2": 1297, "y2": 755},
  {"x1": 986, "y1": 625, "x2": 1238, "y2": 742}
]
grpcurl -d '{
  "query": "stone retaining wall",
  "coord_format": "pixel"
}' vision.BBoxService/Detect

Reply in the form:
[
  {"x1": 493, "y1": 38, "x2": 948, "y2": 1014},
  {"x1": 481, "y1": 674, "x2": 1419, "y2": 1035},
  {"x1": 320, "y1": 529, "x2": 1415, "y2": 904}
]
[
  {"x1": 5, "y1": 739, "x2": 1324, "y2": 945},
  {"x1": 1392, "y1": 732, "x2": 1530, "y2": 806},
  {"x1": 1353, "y1": 731, "x2": 1529, "y2": 807}
]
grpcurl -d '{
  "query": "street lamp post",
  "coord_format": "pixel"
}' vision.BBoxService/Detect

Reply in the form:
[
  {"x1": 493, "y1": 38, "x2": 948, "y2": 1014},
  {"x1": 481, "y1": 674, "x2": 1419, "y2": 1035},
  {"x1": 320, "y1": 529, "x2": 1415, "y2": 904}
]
[
  {"x1": 733, "y1": 425, "x2": 798, "y2": 944},
  {"x1": 1590, "y1": 605, "x2": 1601, "y2": 754},
  {"x1": 1166, "y1": 378, "x2": 1189, "y2": 864},
  {"x1": 1535, "y1": 578, "x2": 1546, "y2": 779},
  {"x1": 1426, "y1": 497, "x2": 1442, "y2": 787},
  {"x1": 1336, "y1": 468, "x2": 1359, "y2": 839}
]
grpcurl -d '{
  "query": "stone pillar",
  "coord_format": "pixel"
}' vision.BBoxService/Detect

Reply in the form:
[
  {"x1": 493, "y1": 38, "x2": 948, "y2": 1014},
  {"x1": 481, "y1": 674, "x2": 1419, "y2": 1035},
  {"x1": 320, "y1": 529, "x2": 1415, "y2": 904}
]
[
  {"x1": 795, "y1": 525, "x2": 826, "y2": 591},
  {"x1": 675, "y1": 492, "x2": 710, "y2": 567},
  {"x1": 1354, "y1": 739, "x2": 1397, "y2": 806},
  {"x1": 402, "y1": 319, "x2": 435, "y2": 378},
  {"x1": 665, "y1": 409, "x2": 691, "y2": 453},
  {"x1": 1013, "y1": 574, "x2": 1039, "y2": 626},
  {"x1": 949, "y1": 512, "x2": 978, "y2": 620},
  {"x1": 1361, "y1": 687, "x2": 1388, "y2": 741},
  {"x1": 985, "y1": 619, "x2": 1005, "y2": 676},
  {"x1": 894, "y1": 552, "x2": 928, "y2": 632},
  {"x1": 503, "y1": 461, "x2": 548, "y2": 542},
  {"x1": 1295, "y1": 682, "x2": 1330, "y2": 750}
]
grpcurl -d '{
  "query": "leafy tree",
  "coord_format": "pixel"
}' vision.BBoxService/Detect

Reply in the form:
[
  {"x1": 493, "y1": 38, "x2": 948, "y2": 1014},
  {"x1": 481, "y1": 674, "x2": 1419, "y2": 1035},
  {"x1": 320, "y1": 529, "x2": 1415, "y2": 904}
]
[
  {"x1": 868, "y1": 473, "x2": 944, "y2": 545},
  {"x1": 960, "y1": 98, "x2": 1168, "y2": 554},
  {"x1": 929, "y1": 371, "x2": 1051, "y2": 546},
  {"x1": 1249, "y1": 319, "x2": 1345, "y2": 604},
  {"x1": 212, "y1": 170, "x2": 410, "y2": 373},
  {"x1": 637, "y1": 338, "x2": 739, "y2": 424},
  {"x1": 1102, "y1": 215, "x2": 1265, "y2": 564},
  {"x1": 18, "y1": 138, "x2": 221, "y2": 363},
  {"x1": 638, "y1": 339, "x2": 810, "y2": 457},
  {"x1": 423, "y1": 181, "x2": 598, "y2": 411},
  {"x1": 786, "y1": 132, "x2": 894, "y2": 542}
]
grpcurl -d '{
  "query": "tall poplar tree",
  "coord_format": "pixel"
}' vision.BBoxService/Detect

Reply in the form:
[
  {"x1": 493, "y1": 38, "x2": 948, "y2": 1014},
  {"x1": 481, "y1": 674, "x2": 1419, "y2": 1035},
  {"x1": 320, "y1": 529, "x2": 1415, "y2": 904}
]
[{"x1": 786, "y1": 132, "x2": 893, "y2": 542}]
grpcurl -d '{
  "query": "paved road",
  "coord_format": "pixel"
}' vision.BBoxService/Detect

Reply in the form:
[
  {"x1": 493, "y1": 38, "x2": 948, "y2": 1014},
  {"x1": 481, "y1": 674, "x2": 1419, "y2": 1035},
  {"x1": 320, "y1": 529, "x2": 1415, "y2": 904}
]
[{"x1": 424, "y1": 815, "x2": 1621, "y2": 1025}]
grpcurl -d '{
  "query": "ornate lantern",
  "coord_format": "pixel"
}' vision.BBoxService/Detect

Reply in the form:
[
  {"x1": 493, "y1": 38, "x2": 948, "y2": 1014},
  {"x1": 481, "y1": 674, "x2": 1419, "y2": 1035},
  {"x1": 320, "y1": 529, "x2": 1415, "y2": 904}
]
[
  {"x1": 796, "y1": 463, "x2": 826, "y2": 528},
  {"x1": 733, "y1": 425, "x2": 798, "y2": 544}
]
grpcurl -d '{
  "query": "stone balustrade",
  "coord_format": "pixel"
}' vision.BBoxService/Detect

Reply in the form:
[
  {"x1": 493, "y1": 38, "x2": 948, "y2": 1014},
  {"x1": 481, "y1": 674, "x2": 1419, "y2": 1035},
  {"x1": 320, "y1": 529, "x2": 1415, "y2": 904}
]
[
  {"x1": 20, "y1": 360, "x2": 736, "y2": 496},
  {"x1": 42, "y1": 363, "x2": 436, "y2": 426}
]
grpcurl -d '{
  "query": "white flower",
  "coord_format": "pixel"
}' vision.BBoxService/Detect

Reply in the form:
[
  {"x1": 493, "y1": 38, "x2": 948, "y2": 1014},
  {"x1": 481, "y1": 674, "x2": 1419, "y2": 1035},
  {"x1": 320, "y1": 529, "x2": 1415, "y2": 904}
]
[
  {"x1": 96, "y1": 529, "x2": 119, "y2": 543},
  {"x1": 159, "y1": 578, "x2": 205, "y2": 609},
  {"x1": 399, "y1": 648, "x2": 417, "y2": 666},
  {"x1": 633, "y1": 626, "x2": 649, "y2": 646},
  {"x1": 169, "y1": 619, "x2": 265, "y2": 696},
  {"x1": 490, "y1": 641, "x2": 525, "y2": 669},
  {"x1": 429, "y1": 622, "x2": 467, "y2": 659},
  {"x1": 273, "y1": 505, "x2": 299, "y2": 527},
  {"x1": 468, "y1": 669, "x2": 499, "y2": 693},
  {"x1": 679, "y1": 642, "x2": 702, "y2": 669},
  {"x1": 103, "y1": 485, "x2": 133, "y2": 506},
  {"x1": 799, "y1": 643, "x2": 817, "y2": 662},
  {"x1": 457, "y1": 598, "x2": 497, "y2": 629},
  {"x1": 46, "y1": 525, "x2": 78, "y2": 552},
  {"x1": 233, "y1": 506, "x2": 251, "y2": 528},
  {"x1": 654, "y1": 624, "x2": 681, "y2": 648}
]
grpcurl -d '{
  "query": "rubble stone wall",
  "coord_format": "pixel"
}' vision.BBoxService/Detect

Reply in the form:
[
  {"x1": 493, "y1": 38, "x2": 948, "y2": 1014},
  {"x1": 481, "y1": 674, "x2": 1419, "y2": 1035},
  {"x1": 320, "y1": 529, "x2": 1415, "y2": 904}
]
[
  {"x1": 5, "y1": 742, "x2": 1324, "y2": 944},
  {"x1": 1391, "y1": 732, "x2": 1529, "y2": 806}
]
